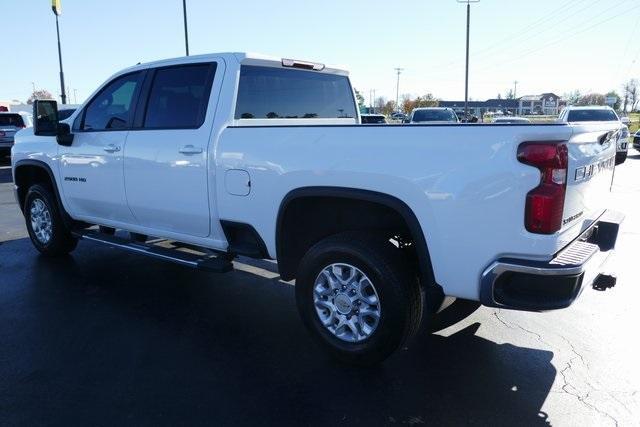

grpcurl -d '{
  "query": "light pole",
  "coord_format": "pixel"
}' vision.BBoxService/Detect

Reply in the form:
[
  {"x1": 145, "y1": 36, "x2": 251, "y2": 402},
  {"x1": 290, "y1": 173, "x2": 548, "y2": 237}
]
[
  {"x1": 513, "y1": 80, "x2": 518, "y2": 99},
  {"x1": 394, "y1": 68, "x2": 403, "y2": 113},
  {"x1": 73, "y1": 88, "x2": 78, "y2": 104},
  {"x1": 182, "y1": 0, "x2": 190, "y2": 56},
  {"x1": 457, "y1": 0, "x2": 479, "y2": 121},
  {"x1": 52, "y1": 0, "x2": 67, "y2": 104}
]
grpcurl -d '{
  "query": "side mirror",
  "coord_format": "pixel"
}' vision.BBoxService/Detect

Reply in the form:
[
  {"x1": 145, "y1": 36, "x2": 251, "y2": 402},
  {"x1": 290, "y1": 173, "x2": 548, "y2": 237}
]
[
  {"x1": 57, "y1": 122, "x2": 74, "y2": 146},
  {"x1": 32, "y1": 99, "x2": 73, "y2": 146},
  {"x1": 33, "y1": 99, "x2": 59, "y2": 136}
]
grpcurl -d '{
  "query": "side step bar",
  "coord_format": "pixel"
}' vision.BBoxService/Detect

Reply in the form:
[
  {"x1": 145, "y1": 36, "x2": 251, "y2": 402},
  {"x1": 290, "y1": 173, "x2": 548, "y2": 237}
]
[{"x1": 73, "y1": 230, "x2": 234, "y2": 273}]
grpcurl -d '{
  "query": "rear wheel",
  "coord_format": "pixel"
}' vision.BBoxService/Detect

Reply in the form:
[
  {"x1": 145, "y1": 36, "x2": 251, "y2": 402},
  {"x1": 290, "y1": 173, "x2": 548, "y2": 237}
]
[
  {"x1": 295, "y1": 232, "x2": 423, "y2": 365},
  {"x1": 24, "y1": 184, "x2": 77, "y2": 256}
]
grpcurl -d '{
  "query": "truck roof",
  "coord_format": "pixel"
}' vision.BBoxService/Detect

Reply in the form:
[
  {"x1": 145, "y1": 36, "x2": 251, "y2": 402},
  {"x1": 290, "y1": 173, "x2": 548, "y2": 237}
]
[{"x1": 123, "y1": 52, "x2": 349, "y2": 76}]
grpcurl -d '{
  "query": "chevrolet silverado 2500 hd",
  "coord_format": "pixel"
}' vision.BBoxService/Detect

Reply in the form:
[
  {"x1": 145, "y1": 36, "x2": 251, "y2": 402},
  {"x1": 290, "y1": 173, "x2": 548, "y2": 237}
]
[{"x1": 12, "y1": 53, "x2": 623, "y2": 364}]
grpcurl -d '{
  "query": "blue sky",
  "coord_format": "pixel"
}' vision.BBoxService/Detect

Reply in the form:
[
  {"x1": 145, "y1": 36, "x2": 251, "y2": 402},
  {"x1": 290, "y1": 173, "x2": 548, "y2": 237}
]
[{"x1": 2, "y1": 0, "x2": 639, "y2": 105}]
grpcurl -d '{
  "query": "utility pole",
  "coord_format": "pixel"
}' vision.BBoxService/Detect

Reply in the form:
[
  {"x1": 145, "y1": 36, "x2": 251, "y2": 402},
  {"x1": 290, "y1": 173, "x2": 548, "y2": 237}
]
[
  {"x1": 52, "y1": 0, "x2": 67, "y2": 104},
  {"x1": 457, "y1": 0, "x2": 479, "y2": 121},
  {"x1": 183, "y1": 0, "x2": 190, "y2": 56},
  {"x1": 73, "y1": 88, "x2": 78, "y2": 104},
  {"x1": 31, "y1": 82, "x2": 36, "y2": 93},
  {"x1": 513, "y1": 80, "x2": 518, "y2": 99},
  {"x1": 394, "y1": 68, "x2": 403, "y2": 113}
]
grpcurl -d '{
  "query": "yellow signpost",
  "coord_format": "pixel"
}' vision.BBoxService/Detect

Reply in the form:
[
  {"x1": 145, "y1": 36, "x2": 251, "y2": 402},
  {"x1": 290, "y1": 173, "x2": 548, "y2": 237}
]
[{"x1": 52, "y1": 0, "x2": 62, "y2": 16}]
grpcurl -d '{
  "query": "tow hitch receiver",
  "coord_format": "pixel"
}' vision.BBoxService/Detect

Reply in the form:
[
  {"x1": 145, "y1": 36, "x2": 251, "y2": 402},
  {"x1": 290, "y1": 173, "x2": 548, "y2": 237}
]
[{"x1": 592, "y1": 273, "x2": 617, "y2": 291}]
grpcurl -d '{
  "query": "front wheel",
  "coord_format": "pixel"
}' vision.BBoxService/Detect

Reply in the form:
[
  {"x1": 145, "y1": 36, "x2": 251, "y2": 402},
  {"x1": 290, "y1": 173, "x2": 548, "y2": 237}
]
[
  {"x1": 24, "y1": 184, "x2": 77, "y2": 256},
  {"x1": 295, "y1": 232, "x2": 423, "y2": 365}
]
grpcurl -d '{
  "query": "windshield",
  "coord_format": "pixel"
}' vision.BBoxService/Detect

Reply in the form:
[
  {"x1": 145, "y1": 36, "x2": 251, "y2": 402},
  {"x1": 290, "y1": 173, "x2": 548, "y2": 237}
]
[
  {"x1": 0, "y1": 114, "x2": 25, "y2": 127},
  {"x1": 566, "y1": 109, "x2": 618, "y2": 122},
  {"x1": 412, "y1": 109, "x2": 457, "y2": 122}
]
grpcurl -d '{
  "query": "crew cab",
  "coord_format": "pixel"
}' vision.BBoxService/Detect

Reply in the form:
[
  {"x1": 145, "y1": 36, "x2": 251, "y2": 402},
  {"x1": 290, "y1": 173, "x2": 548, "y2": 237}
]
[
  {"x1": 12, "y1": 53, "x2": 623, "y2": 364},
  {"x1": 557, "y1": 105, "x2": 629, "y2": 164}
]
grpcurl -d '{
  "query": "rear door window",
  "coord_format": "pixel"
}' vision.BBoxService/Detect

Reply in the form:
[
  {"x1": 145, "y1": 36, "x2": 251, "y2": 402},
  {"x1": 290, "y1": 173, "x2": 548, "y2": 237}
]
[
  {"x1": 143, "y1": 63, "x2": 216, "y2": 129},
  {"x1": 235, "y1": 65, "x2": 357, "y2": 120}
]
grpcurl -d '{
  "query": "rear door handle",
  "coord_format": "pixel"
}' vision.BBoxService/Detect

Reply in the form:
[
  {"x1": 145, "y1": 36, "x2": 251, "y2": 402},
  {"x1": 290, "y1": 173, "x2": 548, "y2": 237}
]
[
  {"x1": 103, "y1": 144, "x2": 120, "y2": 153},
  {"x1": 179, "y1": 145, "x2": 203, "y2": 155}
]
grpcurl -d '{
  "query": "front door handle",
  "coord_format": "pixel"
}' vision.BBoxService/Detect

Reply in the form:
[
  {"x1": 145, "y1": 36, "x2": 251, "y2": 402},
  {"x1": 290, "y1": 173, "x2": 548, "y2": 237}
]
[
  {"x1": 103, "y1": 144, "x2": 120, "y2": 153},
  {"x1": 179, "y1": 145, "x2": 203, "y2": 155}
]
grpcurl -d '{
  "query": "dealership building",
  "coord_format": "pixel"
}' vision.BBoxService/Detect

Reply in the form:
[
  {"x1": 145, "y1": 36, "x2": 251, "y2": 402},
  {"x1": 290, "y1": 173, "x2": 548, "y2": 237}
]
[{"x1": 440, "y1": 93, "x2": 565, "y2": 117}]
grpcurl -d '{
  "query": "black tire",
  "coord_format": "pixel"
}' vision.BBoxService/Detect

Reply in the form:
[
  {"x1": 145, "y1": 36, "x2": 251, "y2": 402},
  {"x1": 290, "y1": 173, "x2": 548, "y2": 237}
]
[
  {"x1": 24, "y1": 184, "x2": 77, "y2": 256},
  {"x1": 295, "y1": 232, "x2": 423, "y2": 365}
]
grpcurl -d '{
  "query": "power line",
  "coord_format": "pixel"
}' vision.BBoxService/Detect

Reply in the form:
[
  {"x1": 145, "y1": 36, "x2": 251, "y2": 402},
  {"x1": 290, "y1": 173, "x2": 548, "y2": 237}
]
[
  {"x1": 474, "y1": 2, "x2": 640, "y2": 74},
  {"x1": 419, "y1": 0, "x2": 630, "y2": 78},
  {"x1": 472, "y1": 0, "x2": 589, "y2": 58}
]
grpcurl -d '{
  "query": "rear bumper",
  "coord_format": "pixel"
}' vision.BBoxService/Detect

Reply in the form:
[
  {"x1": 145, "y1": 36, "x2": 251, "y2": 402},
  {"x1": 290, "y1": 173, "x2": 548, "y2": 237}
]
[{"x1": 480, "y1": 210, "x2": 624, "y2": 311}]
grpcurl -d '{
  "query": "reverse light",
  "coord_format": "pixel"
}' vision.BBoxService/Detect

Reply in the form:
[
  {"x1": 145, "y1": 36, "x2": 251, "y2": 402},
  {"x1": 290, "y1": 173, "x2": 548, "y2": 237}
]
[{"x1": 517, "y1": 142, "x2": 568, "y2": 234}]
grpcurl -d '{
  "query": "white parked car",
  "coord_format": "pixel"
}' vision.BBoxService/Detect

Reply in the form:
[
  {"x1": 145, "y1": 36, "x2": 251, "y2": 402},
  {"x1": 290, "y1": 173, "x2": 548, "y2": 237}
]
[
  {"x1": 12, "y1": 52, "x2": 623, "y2": 364},
  {"x1": 558, "y1": 106, "x2": 628, "y2": 164},
  {"x1": 408, "y1": 107, "x2": 459, "y2": 124}
]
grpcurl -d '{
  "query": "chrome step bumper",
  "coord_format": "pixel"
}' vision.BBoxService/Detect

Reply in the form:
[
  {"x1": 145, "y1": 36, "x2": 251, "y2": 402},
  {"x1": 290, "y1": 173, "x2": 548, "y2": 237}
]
[{"x1": 480, "y1": 210, "x2": 624, "y2": 311}]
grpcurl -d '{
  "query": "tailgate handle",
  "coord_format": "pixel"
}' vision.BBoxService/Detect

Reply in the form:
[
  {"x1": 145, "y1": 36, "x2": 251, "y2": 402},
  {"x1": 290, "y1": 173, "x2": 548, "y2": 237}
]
[{"x1": 598, "y1": 130, "x2": 617, "y2": 145}]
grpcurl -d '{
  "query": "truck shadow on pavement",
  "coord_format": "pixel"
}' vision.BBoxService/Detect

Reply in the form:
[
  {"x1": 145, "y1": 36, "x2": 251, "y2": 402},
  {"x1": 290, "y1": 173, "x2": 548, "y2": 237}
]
[{"x1": 0, "y1": 238, "x2": 555, "y2": 426}]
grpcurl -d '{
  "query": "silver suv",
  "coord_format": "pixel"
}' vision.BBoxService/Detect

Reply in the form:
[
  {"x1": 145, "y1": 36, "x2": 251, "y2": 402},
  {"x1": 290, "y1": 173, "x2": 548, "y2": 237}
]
[{"x1": 0, "y1": 112, "x2": 32, "y2": 158}]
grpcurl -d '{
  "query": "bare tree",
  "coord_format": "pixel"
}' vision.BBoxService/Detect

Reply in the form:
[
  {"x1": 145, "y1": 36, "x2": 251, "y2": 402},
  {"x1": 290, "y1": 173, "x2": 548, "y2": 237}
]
[
  {"x1": 577, "y1": 93, "x2": 605, "y2": 106},
  {"x1": 563, "y1": 90, "x2": 582, "y2": 105},
  {"x1": 27, "y1": 89, "x2": 54, "y2": 104},
  {"x1": 622, "y1": 79, "x2": 638, "y2": 113}
]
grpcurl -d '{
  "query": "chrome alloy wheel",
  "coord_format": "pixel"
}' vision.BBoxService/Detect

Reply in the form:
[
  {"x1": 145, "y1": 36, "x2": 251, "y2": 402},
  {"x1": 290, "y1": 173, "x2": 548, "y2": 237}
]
[
  {"x1": 313, "y1": 263, "x2": 382, "y2": 342},
  {"x1": 30, "y1": 198, "x2": 52, "y2": 244}
]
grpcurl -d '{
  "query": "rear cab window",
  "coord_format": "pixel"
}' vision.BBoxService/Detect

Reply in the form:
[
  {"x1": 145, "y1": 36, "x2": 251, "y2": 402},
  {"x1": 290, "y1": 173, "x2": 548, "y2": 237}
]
[{"x1": 235, "y1": 65, "x2": 357, "y2": 124}]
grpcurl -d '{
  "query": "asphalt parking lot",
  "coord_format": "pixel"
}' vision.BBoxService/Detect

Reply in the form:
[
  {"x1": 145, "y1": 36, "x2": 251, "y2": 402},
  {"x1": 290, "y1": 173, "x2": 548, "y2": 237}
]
[{"x1": 0, "y1": 155, "x2": 639, "y2": 426}]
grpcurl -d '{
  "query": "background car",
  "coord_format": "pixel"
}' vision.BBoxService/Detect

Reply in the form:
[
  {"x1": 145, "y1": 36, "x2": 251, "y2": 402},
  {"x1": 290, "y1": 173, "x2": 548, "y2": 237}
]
[
  {"x1": 361, "y1": 114, "x2": 387, "y2": 124},
  {"x1": 390, "y1": 112, "x2": 407, "y2": 122},
  {"x1": 633, "y1": 129, "x2": 640, "y2": 151},
  {"x1": 408, "y1": 107, "x2": 459, "y2": 124},
  {"x1": 0, "y1": 112, "x2": 32, "y2": 158},
  {"x1": 58, "y1": 105, "x2": 79, "y2": 121},
  {"x1": 493, "y1": 116, "x2": 531, "y2": 124}
]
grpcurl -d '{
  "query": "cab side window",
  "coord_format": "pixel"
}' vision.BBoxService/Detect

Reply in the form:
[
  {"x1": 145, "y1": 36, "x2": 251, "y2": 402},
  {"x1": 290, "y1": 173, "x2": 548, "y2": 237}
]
[{"x1": 82, "y1": 72, "x2": 143, "y2": 131}]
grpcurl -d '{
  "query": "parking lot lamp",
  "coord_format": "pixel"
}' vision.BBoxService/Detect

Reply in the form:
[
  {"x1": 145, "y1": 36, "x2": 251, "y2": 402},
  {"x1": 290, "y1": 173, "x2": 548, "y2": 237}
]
[
  {"x1": 457, "y1": 0, "x2": 479, "y2": 120},
  {"x1": 51, "y1": 0, "x2": 67, "y2": 104},
  {"x1": 394, "y1": 68, "x2": 403, "y2": 113},
  {"x1": 183, "y1": 0, "x2": 190, "y2": 56}
]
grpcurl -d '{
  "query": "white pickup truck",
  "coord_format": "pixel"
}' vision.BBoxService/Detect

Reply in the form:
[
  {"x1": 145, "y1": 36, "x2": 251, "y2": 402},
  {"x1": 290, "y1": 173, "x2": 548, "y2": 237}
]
[{"x1": 12, "y1": 53, "x2": 623, "y2": 364}]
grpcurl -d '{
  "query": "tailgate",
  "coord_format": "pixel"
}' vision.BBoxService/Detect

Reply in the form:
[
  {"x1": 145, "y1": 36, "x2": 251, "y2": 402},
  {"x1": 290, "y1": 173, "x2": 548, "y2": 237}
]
[{"x1": 561, "y1": 124, "x2": 618, "y2": 237}]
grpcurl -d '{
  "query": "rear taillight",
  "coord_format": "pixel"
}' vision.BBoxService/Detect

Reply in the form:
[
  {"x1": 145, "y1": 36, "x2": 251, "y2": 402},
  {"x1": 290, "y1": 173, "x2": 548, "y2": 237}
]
[{"x1": 517, "y1": 142, "x2": 568, "y2": 234}]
